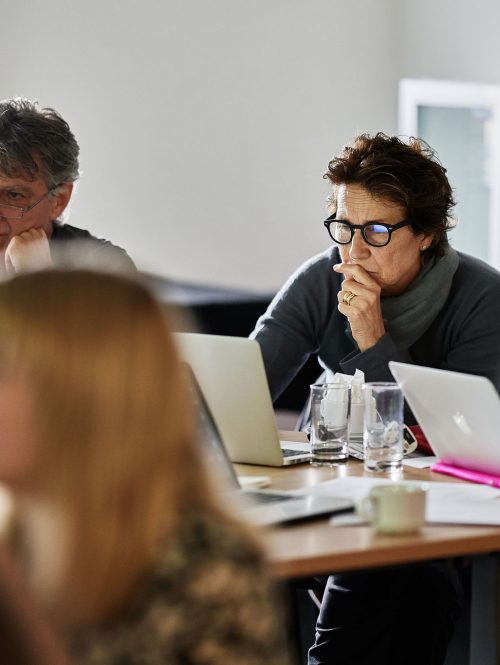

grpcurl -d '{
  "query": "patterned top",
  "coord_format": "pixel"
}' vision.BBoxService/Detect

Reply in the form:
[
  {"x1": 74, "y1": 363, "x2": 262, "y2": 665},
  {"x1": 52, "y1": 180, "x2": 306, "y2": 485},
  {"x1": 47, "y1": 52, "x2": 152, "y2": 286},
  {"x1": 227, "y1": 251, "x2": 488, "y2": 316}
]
[{"x1": 69, "y1": 511, "x2": 290, "y2": 665}]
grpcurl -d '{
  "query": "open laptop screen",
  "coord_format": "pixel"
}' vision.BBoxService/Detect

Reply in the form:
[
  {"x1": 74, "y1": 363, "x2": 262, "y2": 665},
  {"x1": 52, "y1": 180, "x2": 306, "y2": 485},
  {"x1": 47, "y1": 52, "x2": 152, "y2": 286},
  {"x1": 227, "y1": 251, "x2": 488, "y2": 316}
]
[
  {"x1": 183, "y1": 363, "x2": 240, "y2": 489},
  {"x1": 183, "y1": 363, "x2": 355, "y2": 525}
]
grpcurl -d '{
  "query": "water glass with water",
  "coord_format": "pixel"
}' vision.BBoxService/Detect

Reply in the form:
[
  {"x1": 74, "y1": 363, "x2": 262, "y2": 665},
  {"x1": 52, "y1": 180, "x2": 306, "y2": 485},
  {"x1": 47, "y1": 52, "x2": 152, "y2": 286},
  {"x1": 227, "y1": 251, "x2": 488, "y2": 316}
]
[
  {"x1": 310, "y1": 383, "x2": 350, "y2": 466},
  {"x1": 363, "y1": 382, "x2": 404, "y2": 473}
]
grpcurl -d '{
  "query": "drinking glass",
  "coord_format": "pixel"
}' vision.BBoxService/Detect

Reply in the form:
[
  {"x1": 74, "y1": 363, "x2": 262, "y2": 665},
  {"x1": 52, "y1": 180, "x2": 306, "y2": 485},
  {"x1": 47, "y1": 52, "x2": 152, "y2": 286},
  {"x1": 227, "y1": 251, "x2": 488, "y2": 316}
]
[
  {"x1": 310, "y1": 383, "x2": 350, "y2": 466},
  {"x1": 363, "y1": 382, "x2": 404, "y2": 473}
]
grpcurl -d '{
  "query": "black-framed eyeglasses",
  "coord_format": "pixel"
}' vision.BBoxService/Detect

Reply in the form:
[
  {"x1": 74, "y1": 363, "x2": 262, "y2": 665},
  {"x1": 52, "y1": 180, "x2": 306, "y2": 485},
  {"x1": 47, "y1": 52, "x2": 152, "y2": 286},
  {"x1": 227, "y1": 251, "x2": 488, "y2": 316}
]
[
  {"x1": 0, "y1": 185, "x2": 60, "y2": 220},
  {"x1": 323, "y1": 213, "x2": 413, "y2": 248}
]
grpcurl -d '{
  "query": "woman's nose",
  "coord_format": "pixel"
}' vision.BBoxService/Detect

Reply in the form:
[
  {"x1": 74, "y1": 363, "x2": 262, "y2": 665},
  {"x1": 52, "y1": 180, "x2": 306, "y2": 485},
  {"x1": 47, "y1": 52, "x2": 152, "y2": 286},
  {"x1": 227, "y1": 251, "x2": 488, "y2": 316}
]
[{"x1": 349, "y1": 229, "x2": 371, "y2": 260}]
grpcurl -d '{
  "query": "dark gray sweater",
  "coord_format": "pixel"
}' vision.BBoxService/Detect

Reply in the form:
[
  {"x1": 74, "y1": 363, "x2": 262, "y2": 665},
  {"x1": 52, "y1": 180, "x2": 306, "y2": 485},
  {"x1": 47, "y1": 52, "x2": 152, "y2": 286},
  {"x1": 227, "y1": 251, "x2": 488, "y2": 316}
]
[
  {"x1": 251, "y1": 246, "x2": 500, "y2": 407},
  {"x1": 51, "y1": 222, "x2": 136, "y2": 272}
]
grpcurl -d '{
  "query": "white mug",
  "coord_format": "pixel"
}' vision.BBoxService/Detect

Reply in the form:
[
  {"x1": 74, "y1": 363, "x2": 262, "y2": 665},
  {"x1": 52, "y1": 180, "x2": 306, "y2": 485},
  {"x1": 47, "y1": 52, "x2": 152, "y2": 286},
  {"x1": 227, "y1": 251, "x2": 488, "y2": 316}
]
[{"x1": 357, "y1": 484, "x2": 427, "y2": 534}]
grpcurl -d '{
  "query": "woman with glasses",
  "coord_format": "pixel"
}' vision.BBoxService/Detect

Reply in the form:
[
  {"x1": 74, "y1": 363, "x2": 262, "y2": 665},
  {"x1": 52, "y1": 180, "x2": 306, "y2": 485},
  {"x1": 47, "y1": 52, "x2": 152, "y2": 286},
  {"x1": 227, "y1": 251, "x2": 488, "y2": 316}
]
[
  {"x1": 252, "y1": 133, "x2": 500, "y2": 665},
  {"x1": 0, "y1": 269, "x2": 289, "y2": 665},
  {"x1": 252, "y1": 132, "x2": 500, "y2": 404}
]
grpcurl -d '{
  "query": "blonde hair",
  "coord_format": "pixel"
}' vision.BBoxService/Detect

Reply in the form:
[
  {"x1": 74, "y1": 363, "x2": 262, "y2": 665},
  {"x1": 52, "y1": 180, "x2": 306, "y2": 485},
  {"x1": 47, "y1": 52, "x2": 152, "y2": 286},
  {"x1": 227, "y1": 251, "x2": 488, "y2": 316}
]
[{"x1": 0, "y1": 269, "x2": 222, "y2": 624}]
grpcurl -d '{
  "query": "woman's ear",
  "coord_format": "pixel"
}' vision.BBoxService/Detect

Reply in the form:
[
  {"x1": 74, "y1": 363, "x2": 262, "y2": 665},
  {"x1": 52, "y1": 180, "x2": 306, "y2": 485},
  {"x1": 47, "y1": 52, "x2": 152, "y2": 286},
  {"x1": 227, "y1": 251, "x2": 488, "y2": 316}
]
[{"x1": 419, "y1": 232, "x2": 435, "y2": 252}]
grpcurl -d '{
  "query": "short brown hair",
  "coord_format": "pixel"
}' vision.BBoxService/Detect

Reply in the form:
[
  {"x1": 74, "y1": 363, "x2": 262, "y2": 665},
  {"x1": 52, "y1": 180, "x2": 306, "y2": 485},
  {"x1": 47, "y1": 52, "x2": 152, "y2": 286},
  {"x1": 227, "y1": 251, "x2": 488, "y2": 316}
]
[{"x1": 324, "y1": 132, "x2": 455, "y2": 256}]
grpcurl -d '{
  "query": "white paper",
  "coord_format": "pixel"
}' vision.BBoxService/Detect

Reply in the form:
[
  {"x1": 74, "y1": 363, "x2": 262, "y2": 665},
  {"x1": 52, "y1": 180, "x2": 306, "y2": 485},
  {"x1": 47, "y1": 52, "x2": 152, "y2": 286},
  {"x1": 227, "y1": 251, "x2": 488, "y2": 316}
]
[
  {"x1": 321, "y1": 390, "x2": 349, "y2": 426},
  {"x1": 293, "y1": 475, "x2": 500, "y2": 526},
  {"x1": 403, "y1": 456, "x2": 439, "y2": 469},
  {"x1": 280, "y1": 440, "x2": 311, "y2": 453},
  {"x1": 237, "y1": 475, "x2": 271, "y2": 489},
  {"x1": 330, "y1": 513, "x2": 369, "y2": 527}
]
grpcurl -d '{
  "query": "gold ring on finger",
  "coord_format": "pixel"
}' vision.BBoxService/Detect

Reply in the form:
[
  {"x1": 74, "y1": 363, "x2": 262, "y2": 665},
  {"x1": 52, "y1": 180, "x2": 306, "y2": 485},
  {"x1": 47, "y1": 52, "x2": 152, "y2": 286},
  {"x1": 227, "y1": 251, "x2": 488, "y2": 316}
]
[{"x1": 343, "y1": 291, "x2": 356, "y2": 306}]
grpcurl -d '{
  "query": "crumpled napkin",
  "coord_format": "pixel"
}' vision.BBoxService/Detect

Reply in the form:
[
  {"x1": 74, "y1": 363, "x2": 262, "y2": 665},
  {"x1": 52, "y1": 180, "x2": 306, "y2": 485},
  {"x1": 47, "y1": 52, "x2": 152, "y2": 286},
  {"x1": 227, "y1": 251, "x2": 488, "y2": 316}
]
[{"x1": 326, "y1": 369, "x2": 365, "y2": 436}]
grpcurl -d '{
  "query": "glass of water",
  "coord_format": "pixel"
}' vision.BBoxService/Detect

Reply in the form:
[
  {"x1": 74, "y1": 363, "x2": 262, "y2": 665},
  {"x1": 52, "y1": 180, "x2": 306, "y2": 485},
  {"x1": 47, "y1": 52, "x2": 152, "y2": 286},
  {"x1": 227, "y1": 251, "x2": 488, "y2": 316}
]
[
  {"x1": 363, "y1": 382, "x2": 404, "y2": 473},
  {"x1": 310, "y1": 383, "x2": 350, "y2": 466}
]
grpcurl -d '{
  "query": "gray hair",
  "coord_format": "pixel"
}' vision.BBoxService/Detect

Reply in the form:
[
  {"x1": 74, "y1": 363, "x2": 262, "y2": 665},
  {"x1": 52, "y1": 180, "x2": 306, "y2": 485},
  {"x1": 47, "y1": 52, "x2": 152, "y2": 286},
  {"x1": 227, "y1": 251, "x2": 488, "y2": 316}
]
[{"x1": 0, "y1": 97, "x2": 80, "y2": 188}]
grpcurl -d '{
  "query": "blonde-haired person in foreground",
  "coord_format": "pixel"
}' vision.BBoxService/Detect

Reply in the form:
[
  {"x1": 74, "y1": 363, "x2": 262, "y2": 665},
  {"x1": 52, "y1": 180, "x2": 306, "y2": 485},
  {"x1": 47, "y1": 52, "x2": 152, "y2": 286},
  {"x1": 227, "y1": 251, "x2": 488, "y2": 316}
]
[{"x1": 0, "y1": 269, "x2": 290, "y2": 665}]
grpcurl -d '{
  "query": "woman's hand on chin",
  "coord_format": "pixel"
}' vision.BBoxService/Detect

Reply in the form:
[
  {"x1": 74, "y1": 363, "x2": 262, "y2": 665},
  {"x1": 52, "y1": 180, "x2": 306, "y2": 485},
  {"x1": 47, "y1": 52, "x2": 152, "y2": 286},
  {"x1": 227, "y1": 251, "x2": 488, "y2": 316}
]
[{"x1": 335, "y1": 262, "x2": 386, "y2": 352}]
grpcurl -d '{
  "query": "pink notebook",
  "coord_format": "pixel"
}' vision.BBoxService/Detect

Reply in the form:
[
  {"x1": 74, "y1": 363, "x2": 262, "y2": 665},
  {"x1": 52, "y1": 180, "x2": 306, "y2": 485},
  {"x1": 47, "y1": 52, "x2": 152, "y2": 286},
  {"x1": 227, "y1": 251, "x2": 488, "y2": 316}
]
[{"x1": 431, "y1": 461, "x2": 500, "y2": 488}]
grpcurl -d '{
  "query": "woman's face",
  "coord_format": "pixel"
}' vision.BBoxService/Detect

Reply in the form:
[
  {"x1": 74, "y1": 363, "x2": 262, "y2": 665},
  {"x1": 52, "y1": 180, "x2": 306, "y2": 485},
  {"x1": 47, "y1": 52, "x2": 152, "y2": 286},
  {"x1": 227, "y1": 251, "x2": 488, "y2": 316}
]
[
  {"x1": 0, "y1": 375, "x2": 37, "y2": 490},
  {"x1": 335, "y1": 184, "x2": 434, "y2": 296}
]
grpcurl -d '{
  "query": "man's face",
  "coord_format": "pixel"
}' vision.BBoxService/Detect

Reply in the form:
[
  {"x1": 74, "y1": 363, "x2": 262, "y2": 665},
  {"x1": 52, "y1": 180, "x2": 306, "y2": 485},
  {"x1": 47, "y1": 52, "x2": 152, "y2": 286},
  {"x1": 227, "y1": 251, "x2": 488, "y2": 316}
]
[{"x1": 0, "y1": 171, "x2": 72, "y2": 251}]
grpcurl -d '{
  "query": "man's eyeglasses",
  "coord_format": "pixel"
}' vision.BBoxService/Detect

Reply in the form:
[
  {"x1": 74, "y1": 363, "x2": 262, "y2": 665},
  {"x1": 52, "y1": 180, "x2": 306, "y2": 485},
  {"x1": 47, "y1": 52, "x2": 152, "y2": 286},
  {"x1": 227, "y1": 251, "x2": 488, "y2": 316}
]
[
  {"x1": 323, "y1": 213, "x2": 413, "y2": 248},
  {"x1": 0, "y1": 186, "x2": 59, "y2": 220}
]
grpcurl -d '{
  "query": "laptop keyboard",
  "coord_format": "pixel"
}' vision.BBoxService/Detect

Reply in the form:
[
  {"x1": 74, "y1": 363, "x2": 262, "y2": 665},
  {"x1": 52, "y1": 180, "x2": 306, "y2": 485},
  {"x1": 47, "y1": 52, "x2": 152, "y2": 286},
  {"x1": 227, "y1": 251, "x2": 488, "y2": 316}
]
[
  {"x1": 282, "y1": 447, "x2": 307, "y2": 458},
  {"x1": 244, "y1": 490, "x2": 295, "y2": 504}
]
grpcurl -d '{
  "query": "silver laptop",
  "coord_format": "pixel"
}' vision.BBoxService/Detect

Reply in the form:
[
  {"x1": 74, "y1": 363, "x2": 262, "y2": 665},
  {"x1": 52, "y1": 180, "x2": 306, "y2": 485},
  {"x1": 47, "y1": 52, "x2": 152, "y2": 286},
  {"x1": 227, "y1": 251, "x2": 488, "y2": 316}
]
[
  {"x1": 174, "y1": 333, "x2": 310, "y2": 466},
  {"x1": 389, "y1": 361, "x2": 500, "y2": 474},
  {"x1": 185, "y1": 363, "x2": 353, "y2": 526}
]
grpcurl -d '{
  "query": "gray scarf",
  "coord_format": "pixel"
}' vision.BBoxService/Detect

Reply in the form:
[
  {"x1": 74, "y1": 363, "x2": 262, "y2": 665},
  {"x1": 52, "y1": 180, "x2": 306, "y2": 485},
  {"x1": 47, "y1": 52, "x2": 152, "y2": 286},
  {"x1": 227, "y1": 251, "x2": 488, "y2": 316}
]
[
  {"x1": 380, "y1": 247, "x2": 459, "y2": 349},
  {"x1": 345, "y1": 247, "x2": 459, "y2": 351}
]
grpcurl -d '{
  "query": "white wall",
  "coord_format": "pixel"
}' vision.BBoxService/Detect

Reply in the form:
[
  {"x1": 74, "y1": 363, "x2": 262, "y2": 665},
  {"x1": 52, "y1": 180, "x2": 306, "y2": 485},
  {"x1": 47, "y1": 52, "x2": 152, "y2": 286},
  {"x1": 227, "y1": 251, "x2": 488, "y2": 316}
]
[
  {"x1": 397, "y1": 0, "x2": 500, "y2": 85},
  {"x1": 395, "y1": 0, "x2": 500, "y2": 267},
  {"x1": 8, "y1": 1, "x2": 499, "y2": 293},
  {"x1": 0, "y1": 0, "x2": 399, "y2": 292}
]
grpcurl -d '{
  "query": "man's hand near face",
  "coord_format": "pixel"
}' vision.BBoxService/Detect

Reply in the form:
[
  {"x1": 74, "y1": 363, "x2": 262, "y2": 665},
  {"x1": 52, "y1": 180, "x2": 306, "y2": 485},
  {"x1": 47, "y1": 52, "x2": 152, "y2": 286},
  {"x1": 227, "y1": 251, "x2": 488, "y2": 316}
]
[{"x1": 4, "y1": 228, "x2": 53, "y2": 274}]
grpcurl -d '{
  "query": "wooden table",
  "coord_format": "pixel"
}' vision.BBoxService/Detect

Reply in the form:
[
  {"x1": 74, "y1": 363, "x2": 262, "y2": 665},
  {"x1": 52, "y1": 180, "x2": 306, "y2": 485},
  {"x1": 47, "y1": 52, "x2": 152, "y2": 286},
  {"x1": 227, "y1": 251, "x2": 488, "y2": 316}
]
[
  {"x1": 234, "y1": 458, "x2": 500, "y2": 579},
  {"x1": 234, "y1": 436, "x2": 500, "y2": 664}
]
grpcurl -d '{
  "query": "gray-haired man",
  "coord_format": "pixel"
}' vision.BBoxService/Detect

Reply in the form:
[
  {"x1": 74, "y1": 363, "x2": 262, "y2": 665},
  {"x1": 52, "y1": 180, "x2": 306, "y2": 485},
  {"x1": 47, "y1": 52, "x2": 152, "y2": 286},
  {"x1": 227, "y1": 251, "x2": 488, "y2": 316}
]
[{"x1": 0, "y1": 98, "x2": 135, "y2": 274}]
